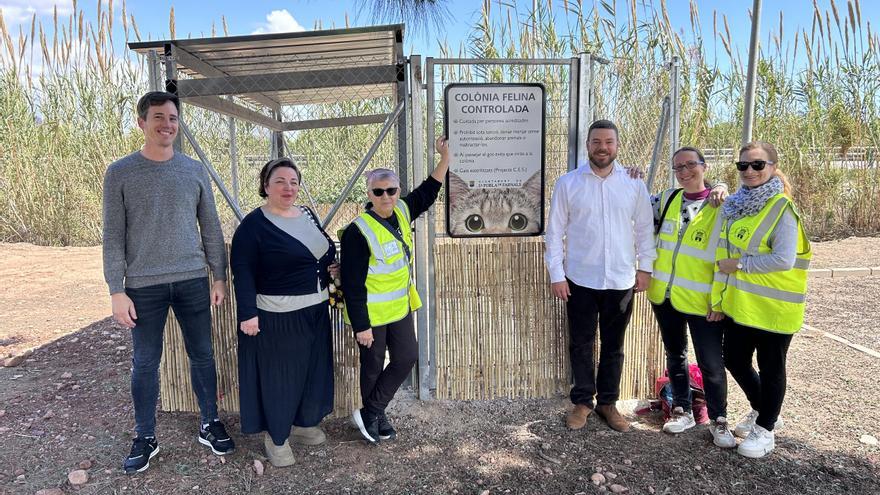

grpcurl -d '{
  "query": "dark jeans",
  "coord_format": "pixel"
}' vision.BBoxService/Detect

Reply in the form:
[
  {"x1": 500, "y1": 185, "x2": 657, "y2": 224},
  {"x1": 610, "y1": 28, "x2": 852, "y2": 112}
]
[
  {"x1": 723, "y1": 320, "x2": 793, "y2": 431},
  {"x1": 358, "y1": 312, "x2": 418, "y2": 415},
  {"x1": 651, "y1": 300, "x2": 727, "y2": 420},
  {"x1": 567, "y1": 281, "x2": 634, "y2": 408},
  {"x1": 126, "y1": 277, "x2": 219, "y2": 438}
]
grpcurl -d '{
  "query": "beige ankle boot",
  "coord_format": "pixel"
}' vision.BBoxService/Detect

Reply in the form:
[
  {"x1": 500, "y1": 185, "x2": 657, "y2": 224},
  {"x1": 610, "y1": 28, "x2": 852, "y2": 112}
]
[
  {"x1": 264, "y1": 432, "x2": 295, "y2": 467},
  {"x1": 291, "y1": 426, "x2": 327, "y2": 446}
]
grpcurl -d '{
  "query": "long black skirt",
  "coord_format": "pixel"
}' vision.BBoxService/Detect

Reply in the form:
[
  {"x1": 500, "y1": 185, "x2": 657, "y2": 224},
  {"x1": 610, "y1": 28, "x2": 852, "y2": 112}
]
[{"x1": 238, "y1": 302, "x2": 334, "y2": 445}]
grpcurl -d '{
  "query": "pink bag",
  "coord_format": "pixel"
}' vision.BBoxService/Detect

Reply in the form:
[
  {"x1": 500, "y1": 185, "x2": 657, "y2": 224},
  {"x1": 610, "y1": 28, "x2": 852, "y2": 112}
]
[{"x1": 654, "y1": 363, "x2": 710, "y2": 425}]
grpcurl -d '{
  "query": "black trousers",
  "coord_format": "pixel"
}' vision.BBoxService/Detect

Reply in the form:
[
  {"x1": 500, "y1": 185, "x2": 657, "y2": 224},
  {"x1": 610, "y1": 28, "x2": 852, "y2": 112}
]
[
  {"x1": 358, "y1": 312, "x2": 418, "y2": 415},
  {"x1": 567, "y1": 281, "x2": 634, "y2": 407},
  {"x1": 723, "y1": 320, "x2": 793, "y2": 431},
  {"x1": 651, "y1": 300, "x2": 727, "y2": 420}
]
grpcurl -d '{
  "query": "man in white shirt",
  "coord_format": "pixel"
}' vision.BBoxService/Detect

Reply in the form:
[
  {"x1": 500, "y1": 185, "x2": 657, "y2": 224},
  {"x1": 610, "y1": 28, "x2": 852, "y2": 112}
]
[{"x1": 544, "y1": 119, "x2": 656, "y2": 433}]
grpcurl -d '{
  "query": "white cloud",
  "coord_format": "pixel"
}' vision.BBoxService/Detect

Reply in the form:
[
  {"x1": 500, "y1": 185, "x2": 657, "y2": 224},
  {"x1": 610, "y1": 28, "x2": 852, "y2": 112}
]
[
  {"x1": 252, "y1": 9, "x2": 305, "y2": 34},
  {"x1": 0, "y1": 0, "x2": 73, "y2": 25}
]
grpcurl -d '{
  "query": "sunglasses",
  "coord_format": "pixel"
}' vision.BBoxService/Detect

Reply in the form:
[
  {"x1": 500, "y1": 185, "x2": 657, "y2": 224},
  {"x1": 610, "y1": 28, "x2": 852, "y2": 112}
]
[
  {"x1": 735, "y1": 160, "x2": 774, "y2": 171},
  {"x1": 371, "y1": 187, "x2": 399, "y2": 196}
]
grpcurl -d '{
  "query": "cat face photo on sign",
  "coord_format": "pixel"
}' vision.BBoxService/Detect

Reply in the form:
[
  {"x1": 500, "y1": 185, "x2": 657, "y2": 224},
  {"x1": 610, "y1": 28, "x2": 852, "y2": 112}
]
[{"x1": 447, "y1": 170, "x2": 542, "y2": 236}]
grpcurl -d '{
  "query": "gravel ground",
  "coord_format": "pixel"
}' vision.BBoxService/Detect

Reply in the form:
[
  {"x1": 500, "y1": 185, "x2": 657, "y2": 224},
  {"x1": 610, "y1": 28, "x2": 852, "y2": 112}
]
[
  {"x1": 1, "y1": 239, "x2": 878, "y2": 495},
  {"x1": 805, "y1": 276, "x2": 880, "y2": 350},
  {"x1": 808, "y1": 236, "x2": 880, "y2": 270},
  {"x1": 0, "y1": 316, "x2": 878, "y2": 495}
]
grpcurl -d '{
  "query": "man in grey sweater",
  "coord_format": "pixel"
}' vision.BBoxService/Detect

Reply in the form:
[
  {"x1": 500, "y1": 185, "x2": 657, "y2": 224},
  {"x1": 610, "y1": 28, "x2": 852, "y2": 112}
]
[{"x1": 103, "y1": 91, "x2": 235, "y2": 474}]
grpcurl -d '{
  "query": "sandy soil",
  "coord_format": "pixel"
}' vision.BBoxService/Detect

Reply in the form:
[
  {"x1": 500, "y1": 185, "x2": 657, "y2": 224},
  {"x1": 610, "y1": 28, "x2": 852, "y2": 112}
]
[
  {"x1": 0, "y1": 243, "x2": 108, "y2": 358},
  {"x1": 1, "y1": 239, "x2": 878, "y2": 494},
  {"x1": 807, "y1": 236, "x2": 880, "y2": 270}
]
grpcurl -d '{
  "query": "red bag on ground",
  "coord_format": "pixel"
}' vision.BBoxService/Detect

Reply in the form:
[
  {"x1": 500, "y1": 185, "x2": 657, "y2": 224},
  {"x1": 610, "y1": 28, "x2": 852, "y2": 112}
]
[{"x1": 654, "y1": 363, "x2": 710, "y2": 425}]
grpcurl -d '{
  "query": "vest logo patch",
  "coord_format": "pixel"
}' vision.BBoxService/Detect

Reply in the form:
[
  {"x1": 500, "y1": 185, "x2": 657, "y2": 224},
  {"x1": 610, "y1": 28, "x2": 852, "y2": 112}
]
[
  {"x1": 734, "y1": 226, "x2": 751, "y2": 241},
  {"x1": 660, "y1": 220, "x2": 675, "y2": 235},
  {"x1": 382, "y1": 240, "x2": 401, "y2": 257},
  {"x1": 691, "y1": 228, "x2": 707, "y2": 244}
]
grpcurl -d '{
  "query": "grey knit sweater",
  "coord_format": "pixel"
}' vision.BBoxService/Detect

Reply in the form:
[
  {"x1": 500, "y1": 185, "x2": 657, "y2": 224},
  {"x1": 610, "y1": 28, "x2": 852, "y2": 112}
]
[{"x1": 102, "y1": 151, "x2": 227, "y2": 294}]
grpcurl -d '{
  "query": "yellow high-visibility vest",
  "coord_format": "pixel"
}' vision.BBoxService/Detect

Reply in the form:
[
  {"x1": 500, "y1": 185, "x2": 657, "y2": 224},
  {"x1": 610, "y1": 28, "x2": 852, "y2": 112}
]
[
  {"x1": 711, "y1": 193, "x2": 811, "y2": 334},
  {"x1": 647, "y1": 188, "x2": 724, "y2": 316},
  {"x1": 343, "y1": 200, "x2": 422, "y2": 327}
]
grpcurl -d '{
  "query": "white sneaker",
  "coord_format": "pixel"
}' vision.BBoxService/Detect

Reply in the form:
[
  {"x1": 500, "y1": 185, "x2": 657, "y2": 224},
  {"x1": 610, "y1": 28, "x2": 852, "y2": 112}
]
[
  {"x1": 734, "y1": 409, "x2": 783, "y2": 438},
  {"x1": 737, "y1": 424, "x2": 775, "y2": 458},
  {"x1": 662, "y1": 407, "x2": 696, "y2": 434},
  {"x1": 773, "y1": 415, "x2": 784, "y2": 432},
  {"x1": 709, "y1": 417, "x2": 737, "y2": 448},
  {"x1": 734, "y1": 409, "x2": 760, "y2": 438}
]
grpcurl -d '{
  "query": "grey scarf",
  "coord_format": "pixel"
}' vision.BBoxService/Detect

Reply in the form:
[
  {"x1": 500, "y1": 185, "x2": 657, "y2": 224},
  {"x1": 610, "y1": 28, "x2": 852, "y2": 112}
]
[{"x1": 721, "y1": 176, "x2": 784, "y2": 221}]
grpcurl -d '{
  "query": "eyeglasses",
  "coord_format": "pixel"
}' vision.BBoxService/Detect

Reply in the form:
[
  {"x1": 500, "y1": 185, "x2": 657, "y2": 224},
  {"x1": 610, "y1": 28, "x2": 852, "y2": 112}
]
[
  {"x1": 735, "y1": 160, "x2": 774, "y2": 171},
  {"x1": 371, "y1": 187, "x2": 399, "y2": 196},
  {"x1": 672, "y1": 160, "x2": 704, "y2": 173}
]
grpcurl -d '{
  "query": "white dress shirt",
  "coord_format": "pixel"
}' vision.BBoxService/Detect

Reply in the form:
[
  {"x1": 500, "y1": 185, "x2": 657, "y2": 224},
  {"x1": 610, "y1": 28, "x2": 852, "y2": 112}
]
[{"x1": 544, "y1": 161, "x2": 656, "y2": 290}]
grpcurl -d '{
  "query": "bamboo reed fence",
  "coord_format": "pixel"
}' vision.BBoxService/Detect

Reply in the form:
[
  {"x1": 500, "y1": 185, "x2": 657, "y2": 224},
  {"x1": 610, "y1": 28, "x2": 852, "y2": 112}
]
[
  {"x1": 160, "y1": 229, "x2": 664, "y2": 416},
  {"x1": 433, "y1": 237, "x2": 664, "y2": 401}
]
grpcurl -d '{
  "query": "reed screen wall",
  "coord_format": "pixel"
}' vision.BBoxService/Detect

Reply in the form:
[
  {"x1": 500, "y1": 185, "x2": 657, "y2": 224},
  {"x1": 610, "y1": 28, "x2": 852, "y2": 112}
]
[
  {"x1": 433, "y1": 237, "x2": 664, "y2": 401},
  {"x1": 158, "y1": 239, "x2": 664, "y2": 414}
]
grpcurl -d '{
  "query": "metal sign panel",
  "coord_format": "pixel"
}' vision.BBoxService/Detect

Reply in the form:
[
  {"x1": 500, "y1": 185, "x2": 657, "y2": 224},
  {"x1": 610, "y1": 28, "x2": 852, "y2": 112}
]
[{"x1": 443, "y1": 83, "x2": 546, "y2": 237}]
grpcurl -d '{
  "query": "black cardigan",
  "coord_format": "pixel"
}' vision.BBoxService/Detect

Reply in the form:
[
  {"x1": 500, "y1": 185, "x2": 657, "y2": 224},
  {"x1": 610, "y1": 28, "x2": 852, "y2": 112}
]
[
  {"x1": 340, "y1": 177, "x2": 442, "y2": 332},
  {"x1": 230, "y1": 207, "x2": 336, "y2": 322}
]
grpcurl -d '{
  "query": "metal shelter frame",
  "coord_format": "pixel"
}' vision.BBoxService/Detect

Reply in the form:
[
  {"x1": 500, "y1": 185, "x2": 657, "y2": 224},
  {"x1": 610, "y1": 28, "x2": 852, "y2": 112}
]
[
  {"x1": 129, "y1": 25, "x2": 411, "y2": 226},
  {"x1": 129, "y1": 25, "x2": 683, "y2": 407}
]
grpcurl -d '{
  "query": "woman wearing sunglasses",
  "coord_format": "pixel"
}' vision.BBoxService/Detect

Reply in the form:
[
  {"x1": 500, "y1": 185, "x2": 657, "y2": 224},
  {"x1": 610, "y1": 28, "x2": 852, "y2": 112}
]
[
  {"x1": 709, "y1": 141, "x2": 811, "y2": 458},
  {"x1": 341, "y1": 137, "x2": 450, "y2": 444},
  {"x1": 230, "y1": 158, "x2": 339, "y2": 467},
  {"x1": 647, "y1": 146, "x2": 737, "y2": 448}
]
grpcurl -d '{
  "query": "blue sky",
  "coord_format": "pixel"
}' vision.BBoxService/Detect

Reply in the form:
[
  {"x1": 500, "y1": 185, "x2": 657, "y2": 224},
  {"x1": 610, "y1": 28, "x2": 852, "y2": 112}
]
[{"x1": 1, "y1": 0, "x2": 876, "y2": 65}]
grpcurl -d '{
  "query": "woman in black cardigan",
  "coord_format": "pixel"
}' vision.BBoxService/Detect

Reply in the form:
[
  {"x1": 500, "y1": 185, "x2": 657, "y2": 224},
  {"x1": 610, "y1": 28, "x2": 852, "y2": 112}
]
[{"x1": 230, "y1": 158, "x2": 338, "y2": 467}]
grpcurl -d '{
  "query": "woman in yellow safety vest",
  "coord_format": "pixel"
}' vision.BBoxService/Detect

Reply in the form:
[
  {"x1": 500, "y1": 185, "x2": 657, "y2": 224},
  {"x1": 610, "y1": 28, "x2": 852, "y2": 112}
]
[
  {"x1": 341, "y1": 137, "x2": 449, "y2": 445},
  {"x1": 709, "y1": 141, "x2": 811, "y2": 459},
  {"x1": 647, "y1": 147, "x2": 736, "y2": 448}
]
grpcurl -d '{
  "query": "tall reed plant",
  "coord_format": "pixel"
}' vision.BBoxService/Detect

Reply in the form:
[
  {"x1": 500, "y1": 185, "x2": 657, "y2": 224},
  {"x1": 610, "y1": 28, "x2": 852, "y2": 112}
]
[{"x1": 1, "y1": 0, "x2": 878, "y2": 244}]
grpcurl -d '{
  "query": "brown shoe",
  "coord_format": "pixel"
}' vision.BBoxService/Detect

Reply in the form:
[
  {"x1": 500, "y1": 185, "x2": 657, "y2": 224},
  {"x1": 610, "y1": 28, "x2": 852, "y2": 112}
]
[
  {"x1": 566, "y1": 404, "x2": 592, "y2": 430},
  {"x1": 595, "y1": 404, "x2": 631, "y2": 432}
]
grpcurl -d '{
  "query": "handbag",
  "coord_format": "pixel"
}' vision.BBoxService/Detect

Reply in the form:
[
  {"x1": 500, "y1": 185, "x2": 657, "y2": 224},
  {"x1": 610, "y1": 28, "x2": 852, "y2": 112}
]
[{"x1": 300, "y1": 206, "x2": 344, "y2": 310}]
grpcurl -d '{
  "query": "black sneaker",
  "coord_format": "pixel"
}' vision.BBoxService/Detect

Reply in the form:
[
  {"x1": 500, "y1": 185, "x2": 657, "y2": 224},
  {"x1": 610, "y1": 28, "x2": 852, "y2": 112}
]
[
  {"x1": 198, "y1": 420, "x2": 235, "y2": 455},
  {"x1": 352, "y1": 408, "x2": 380, "y2": 444},
  {"x1": 378, "y1": 412, "x2": 396, "y2": 441},
  {"x1": 123, "y1": 436, "x2": 159, "y2": 474}
]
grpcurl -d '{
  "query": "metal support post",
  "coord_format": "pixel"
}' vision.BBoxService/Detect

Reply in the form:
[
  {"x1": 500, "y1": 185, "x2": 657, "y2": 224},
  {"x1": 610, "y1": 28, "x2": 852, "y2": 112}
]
[
  {"x1": 647, "y1": 96, "x2": 671, "y2": 192},
  {"x1": 410, "y1": 55, "x2": 431, "y2": 400},
  {"x1": 742, "y1": 0, "x2": 762, "y2": 145},
  {"x1": 424, "y1": 57, "x2": 438, "y2": 391},
  {"x1": 395, "y1": 33, "x2": 409, "y2": 194},
  {"x1": 321, "y1": 99, "x2": 406, "y2": 229},
  {"x1": 668, "y1": 56, "x2": 681, "y2": 187},
  {"x1": 271, "y1": 109, "x2": 284, "y2": 160},
  {"x1": 281, "y1": 135, "x2": 319, "y2": 215},
  {"x1": 567, "y1": 57, "x2": 580, "y2": 172},
  {"x1": 163, "y1": 42, "x2": 182, "y2": 151},
  {"x1": 577, "y1": 52, "x2": 592, "y2": 168},
  {"x1": 147, "y1": 50, "x2": 161, "y2": 91},
  {"x1": 576, "y1": 53, "x2": 609, "y2": 166},
  {"x1": 227, "y1": 96, "x2": 240, "y2": 212},
  {"x1": 180, "y1": 121, "x2": 244, "y2": 221}
]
